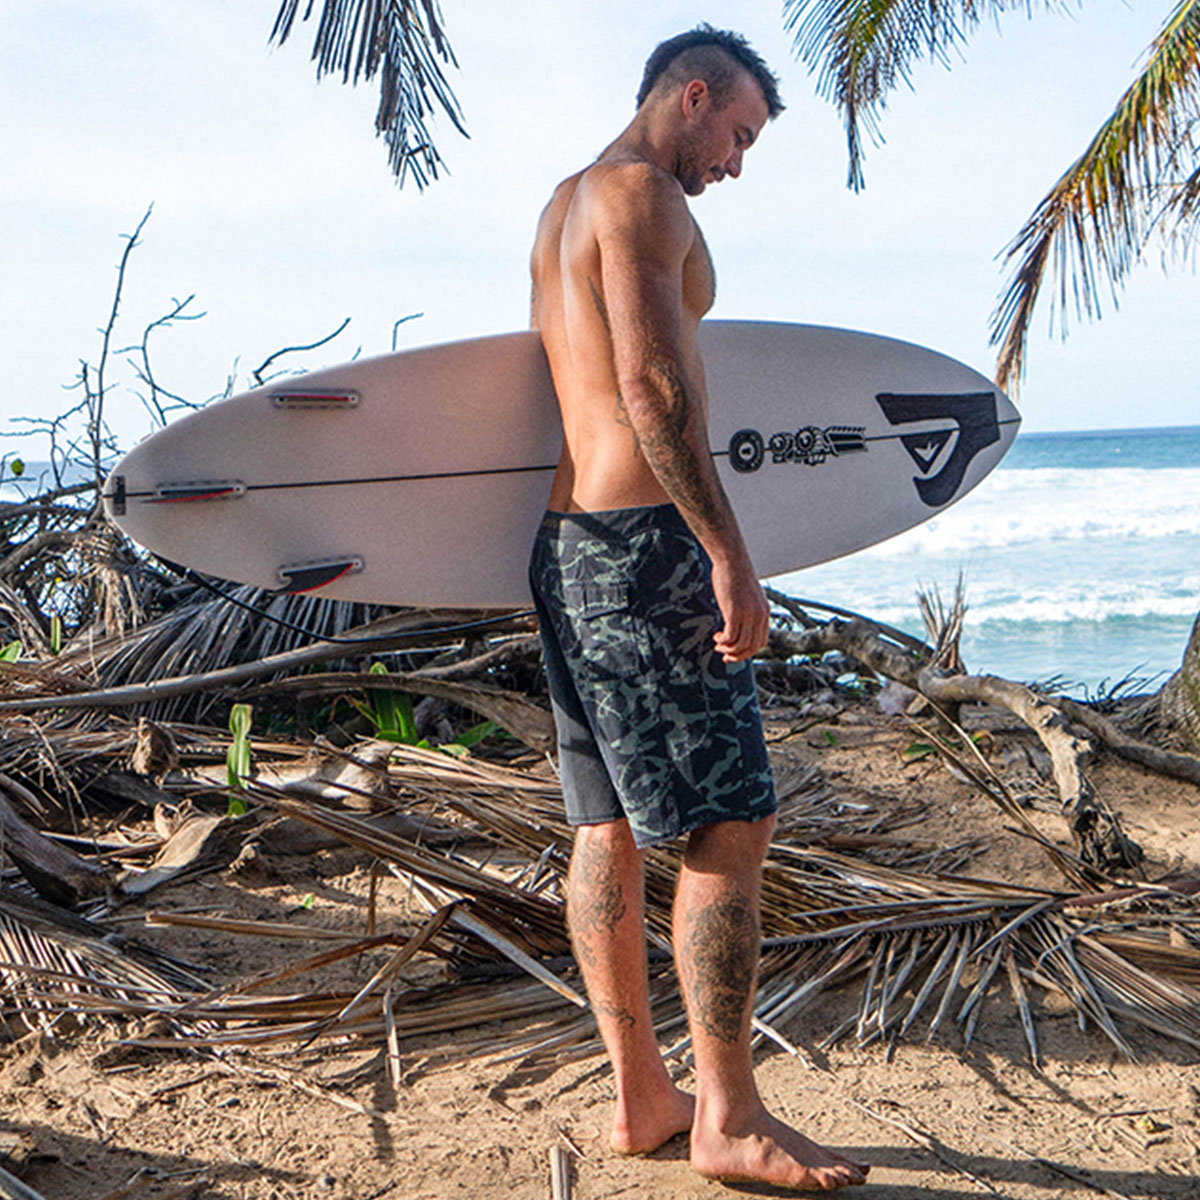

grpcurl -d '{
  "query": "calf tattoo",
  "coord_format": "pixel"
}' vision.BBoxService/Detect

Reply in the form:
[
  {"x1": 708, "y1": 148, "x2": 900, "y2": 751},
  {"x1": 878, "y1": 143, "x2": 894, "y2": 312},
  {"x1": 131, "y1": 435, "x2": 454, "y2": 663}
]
[
  {"x1": 595, "y1": 999, "x2": 637, "y2": 1029},
  {"x1": 683, "y1": 892, "x2": 758, "y2": 1044},
  {"x1": 568, "y1": 838, "x2": 630, "y2": 969}
]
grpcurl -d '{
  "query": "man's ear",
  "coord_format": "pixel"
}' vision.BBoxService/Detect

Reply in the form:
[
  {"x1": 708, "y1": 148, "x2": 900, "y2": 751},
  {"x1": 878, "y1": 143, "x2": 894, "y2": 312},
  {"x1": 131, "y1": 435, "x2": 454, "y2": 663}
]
[{"x1": 681, "y1": 79, "x2": 709, "y2": 117}]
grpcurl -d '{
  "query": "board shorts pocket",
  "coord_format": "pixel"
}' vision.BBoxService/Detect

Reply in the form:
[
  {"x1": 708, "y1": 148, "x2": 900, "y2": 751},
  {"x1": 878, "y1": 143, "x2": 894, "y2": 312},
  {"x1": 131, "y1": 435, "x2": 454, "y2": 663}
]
[
  {"x1": 646, "y1": 587, "x2": 717, "y2": 763},
  {"x1": 561, "y1": 580, "x2": 650, "y2": 680}
]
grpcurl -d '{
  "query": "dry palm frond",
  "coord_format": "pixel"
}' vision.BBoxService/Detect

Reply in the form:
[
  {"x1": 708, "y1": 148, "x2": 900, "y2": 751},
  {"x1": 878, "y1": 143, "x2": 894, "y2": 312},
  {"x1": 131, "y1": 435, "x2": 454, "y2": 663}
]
[
  {"x1": 28, "y1": 600, "x2": 533, "y2": 725},
  {"x1": 250, "y1": 787, "x2": 571, "y2": 960},
  {"x1": 0, "y1": 578, "x2": 52, "y2": 657},
  {"x1": 916, "y1": 574, "x2": 967, "y2": 674},
  {"x1": 85, "y1": 775, "x2": 1200, "y2": 1075},
  {"x1": 67, "y1": 587, "x2": 400, "y2": 718},
  {"x1": 0, "y1": 885, "x2": 202, "y2": 1035},
  {"x1": 2, "y1": 720, "x2": 1196, "y2": 1073}
]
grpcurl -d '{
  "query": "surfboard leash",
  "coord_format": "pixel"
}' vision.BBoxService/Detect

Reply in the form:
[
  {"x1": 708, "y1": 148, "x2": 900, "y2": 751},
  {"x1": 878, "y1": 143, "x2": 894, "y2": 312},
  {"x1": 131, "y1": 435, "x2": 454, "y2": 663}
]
[{"x1": 159, "y1": 560, "x2": 536, "y2": 646}]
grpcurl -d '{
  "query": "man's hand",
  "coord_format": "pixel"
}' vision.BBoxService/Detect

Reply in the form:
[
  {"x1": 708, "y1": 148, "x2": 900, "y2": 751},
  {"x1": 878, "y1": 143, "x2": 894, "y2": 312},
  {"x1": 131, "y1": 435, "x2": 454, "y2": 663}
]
[{"x1": 710, "y1": 556, "x2": 770, "y2": 663}]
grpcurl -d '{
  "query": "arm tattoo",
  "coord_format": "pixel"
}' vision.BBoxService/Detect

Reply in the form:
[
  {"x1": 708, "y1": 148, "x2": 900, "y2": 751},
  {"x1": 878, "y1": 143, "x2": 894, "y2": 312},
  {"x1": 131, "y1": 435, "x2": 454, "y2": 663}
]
[
  {"x1": 636, "y1": 356, "x2": 730, "y2": 534},
  {"x1": 586, "y1": 276, "x2": 732, "y2": 531},
  {"x1": 683, "y1": 893, "x2": 758, "y2": 1044},
  {"x1": 587, "y1": 277, "x2": 611, "y2": 333}
]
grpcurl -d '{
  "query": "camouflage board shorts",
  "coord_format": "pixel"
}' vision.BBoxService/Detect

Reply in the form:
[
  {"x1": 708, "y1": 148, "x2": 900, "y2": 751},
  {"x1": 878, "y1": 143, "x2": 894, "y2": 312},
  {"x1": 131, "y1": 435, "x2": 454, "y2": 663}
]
[{"x1": 528, "y1": 503, "x2": 777, "y2": 848}]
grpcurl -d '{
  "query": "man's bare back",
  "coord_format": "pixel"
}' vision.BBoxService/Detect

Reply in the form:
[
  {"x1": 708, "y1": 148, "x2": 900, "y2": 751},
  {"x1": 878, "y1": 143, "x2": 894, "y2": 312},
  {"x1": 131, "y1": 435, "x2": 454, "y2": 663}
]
[{"x1": 531, "y1": 154, "x2": 715, "y2": 515}]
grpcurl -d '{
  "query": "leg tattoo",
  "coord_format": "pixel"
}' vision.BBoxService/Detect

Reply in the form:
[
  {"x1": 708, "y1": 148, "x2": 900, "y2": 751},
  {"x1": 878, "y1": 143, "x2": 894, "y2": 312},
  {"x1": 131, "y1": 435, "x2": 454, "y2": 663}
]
[
  {"x1": 683, "y1": 892, "x2": 758, "y2": 1044},
  {"x1": 568, "y1": 835, "x2": 630, "y2": 968}
]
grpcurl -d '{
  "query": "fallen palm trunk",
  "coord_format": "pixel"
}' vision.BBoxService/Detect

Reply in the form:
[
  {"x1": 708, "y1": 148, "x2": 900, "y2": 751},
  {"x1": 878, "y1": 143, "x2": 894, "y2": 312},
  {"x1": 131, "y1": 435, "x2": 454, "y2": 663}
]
[{"x1": 0, "y1": 609, "x2": 533, "y2": 714}]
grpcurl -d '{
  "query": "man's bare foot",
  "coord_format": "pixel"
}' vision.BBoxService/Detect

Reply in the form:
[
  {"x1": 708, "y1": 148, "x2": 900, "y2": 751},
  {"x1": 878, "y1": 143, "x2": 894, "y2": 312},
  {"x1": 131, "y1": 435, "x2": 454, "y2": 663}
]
[
  {"x1": 611, "y1": 1083, "x2": 695, "y2": 1156},
  {"x1": 691, "y1": 1107, "x2": 869, "y2": 1190}
]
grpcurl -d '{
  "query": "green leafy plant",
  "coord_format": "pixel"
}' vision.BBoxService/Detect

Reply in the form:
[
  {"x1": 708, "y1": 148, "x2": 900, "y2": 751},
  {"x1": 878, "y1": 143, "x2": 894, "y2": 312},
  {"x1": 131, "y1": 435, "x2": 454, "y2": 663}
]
[
  {"x1": 0, "y1": 641, "x2": 21, "y2": 663},
  {"x1": 226, "y1": 702, "x2": 253, "y2": 816},
  {"x1": 437, "y1": 719, "x2": 497, "y2": 758},
  {"x1": 353, "y1": 662, "x2": 423, "y2": 744},
  {"x1": 902, "y1": 741, "x2": 937, "y2": 763},
  {"x1": 351, "y1": 663, "x2": 500, "y2": 756},
  {"x1": 49, "y1": 615, "x2": 62, "y2": 655}
]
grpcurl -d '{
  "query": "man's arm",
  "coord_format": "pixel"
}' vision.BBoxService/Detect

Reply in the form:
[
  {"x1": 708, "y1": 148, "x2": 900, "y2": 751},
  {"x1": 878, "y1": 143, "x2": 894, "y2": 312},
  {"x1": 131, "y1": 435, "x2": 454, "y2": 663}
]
[{"x1": 589, "y1": 165, "x2": 769, "y2": 661}]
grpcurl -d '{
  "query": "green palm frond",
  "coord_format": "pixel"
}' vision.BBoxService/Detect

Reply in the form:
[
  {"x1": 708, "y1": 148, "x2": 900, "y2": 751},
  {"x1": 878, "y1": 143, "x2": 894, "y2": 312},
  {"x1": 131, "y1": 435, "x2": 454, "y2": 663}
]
[
  {"x1": 783, "y1": 0, "x2": 1063, "y2": 191},
  {"x1": 271, "y1": 0, "x2": 466, "y2": 188},
  {"x1": 991, "y1": 0, "x2": 1200, "y2": 389}
]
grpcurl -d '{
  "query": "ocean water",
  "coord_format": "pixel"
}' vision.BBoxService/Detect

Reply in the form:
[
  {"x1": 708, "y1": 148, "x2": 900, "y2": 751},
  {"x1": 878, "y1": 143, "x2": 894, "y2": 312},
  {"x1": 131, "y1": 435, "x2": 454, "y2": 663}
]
[{"x1": 771, "y1": 425, "x2": 1200, "y2": 694}]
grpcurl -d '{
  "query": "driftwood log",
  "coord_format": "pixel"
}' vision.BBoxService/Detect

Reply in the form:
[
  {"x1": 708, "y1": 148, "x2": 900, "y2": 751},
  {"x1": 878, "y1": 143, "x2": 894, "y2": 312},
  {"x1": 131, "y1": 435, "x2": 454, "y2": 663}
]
[{"x1": 766, "y1": 600, "x2": 1200, "y2": 875}]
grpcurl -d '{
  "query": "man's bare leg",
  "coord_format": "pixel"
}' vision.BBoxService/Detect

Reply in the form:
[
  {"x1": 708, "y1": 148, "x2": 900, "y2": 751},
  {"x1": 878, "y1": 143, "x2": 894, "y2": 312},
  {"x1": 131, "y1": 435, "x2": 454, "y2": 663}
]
[
  {"x1": 567, "y1": 820, "x2": 694, "y2": 1154},
  {"x1": 675, "y1": 816, "x2": 870, "y2": 1190}
]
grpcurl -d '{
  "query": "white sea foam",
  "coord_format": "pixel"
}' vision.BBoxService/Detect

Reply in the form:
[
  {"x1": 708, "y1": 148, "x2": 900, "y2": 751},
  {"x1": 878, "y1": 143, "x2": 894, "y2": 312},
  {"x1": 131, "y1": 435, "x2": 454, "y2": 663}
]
[{"x1": 858, "y1": 466, "x2": 1200, "y2": 558}]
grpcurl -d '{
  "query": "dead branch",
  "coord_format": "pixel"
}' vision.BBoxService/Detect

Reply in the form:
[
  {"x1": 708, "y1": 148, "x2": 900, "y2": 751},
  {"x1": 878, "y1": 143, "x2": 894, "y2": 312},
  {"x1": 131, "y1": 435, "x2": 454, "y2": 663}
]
[
  {"x1": 1058, "y1": 696, "x2": 1200, "y2": 788},
  {"x1": 770, "y1": 618, "x2": 927, "y2": 686},
  {"x1": 0, "y1": 526, "x2": 90, "y2": 577},
  {"x1": 0, "y1": 480, "x2": 97, "y2": 519},
  {"x1": 120, "y1": 293, "x2": 206, "y2": 426},
  {"x1": 0, "y1": 789, "x2": 112, "y2": 905},
  {"x1": 247, "y1": 669, "x2": 554, "y2": 753},
  {"x1": 251, "y1": 316, "x2": 352, "y2": 386},
  {"x1": 409, "y1": 634, "x2": 542, "y2": 681},
  {"x1": 82, "y1": 207, "x2": 155, "y2": 491},
  {"x1": 0, "y1": 612, "x2": 533, "y2": 714},
  {"x1": 919, "y1": 669, "x2": 1095, "y2": 808},
  {"x1": 770, "y1": 603, "x2": 1146, "y2": 872}
]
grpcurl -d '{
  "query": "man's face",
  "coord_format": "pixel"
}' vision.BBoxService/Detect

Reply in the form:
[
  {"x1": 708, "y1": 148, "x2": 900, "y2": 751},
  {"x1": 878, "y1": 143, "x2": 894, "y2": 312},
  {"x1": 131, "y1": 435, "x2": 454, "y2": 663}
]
[{"x1": 676, "y1": 70, "x2": 770, "y2": 197}]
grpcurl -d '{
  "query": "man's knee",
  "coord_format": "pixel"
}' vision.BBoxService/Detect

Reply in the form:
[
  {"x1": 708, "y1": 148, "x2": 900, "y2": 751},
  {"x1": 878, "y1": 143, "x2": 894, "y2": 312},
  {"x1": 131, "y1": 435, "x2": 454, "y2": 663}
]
[
  {"x1": 683, "y1": 812, "x2": 775, "y2": 872},
  {"x1": 572, "y1": 818, "x2": 638, "y2": 860}
]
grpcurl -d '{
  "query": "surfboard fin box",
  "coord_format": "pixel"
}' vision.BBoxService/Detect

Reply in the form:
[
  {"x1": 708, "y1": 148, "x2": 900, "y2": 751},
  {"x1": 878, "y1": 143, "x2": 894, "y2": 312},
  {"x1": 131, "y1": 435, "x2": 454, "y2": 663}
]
[
  {"x1": 269, "y1": 390, "x2": 360, "y2": 409},
  {"x1": 151, "y1": 481, "x2": 247, "y2": 504},
  {"x1": 275, "y1": 557, "x2": 364, "y2": 594}
]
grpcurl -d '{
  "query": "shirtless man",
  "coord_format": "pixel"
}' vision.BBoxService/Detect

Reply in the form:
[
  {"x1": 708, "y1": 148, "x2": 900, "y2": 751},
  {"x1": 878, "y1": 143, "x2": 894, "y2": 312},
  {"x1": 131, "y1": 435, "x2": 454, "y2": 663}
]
[{"x1": 527, "y1": 26, "x2": 869, "y2": 1191}]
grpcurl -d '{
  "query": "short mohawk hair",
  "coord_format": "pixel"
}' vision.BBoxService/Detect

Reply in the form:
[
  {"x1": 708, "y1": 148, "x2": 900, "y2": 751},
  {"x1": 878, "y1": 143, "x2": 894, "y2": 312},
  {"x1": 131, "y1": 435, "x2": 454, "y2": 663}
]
[{"x1": 636, "y1": 24, "x2": 784, "y2": 118}]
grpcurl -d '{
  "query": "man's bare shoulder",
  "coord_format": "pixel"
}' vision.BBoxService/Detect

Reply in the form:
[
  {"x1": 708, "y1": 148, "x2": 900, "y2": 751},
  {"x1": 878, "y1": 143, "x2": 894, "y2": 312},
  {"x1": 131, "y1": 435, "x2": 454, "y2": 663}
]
[
  {"x1": 535, "y1": 170, "x2": 585, "y2": 232},
  {"x1": 580, "y1": 156, "x2": 685, "y2": 212},
  {"x1": 573, "y1": 157, "x2": 693, "y2": 254}
]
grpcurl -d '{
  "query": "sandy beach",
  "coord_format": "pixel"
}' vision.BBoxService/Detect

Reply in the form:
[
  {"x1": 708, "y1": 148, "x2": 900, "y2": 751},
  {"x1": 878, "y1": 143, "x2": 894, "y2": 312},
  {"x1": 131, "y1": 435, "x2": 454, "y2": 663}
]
[{"x1": 3, "y1": 684, "x2": 1198, "y2": 1200}]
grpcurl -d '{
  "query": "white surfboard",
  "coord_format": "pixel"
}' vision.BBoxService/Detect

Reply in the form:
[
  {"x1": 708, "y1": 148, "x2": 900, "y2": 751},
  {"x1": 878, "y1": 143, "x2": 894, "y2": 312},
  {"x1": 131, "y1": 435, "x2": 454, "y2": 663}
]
[{"x1": 102, "y1": 321, "x2": 1020, "y2": 607}]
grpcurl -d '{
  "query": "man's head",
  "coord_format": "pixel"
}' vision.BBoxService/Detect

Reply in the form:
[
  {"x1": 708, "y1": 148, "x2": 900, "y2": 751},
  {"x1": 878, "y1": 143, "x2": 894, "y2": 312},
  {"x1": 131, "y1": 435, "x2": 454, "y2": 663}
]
[
  {"x1": 636, "y1": 25, "x2": 783, "y2": 196},
  {"x1": 636, "y1": 25, "x2": 784, "y2": 120}
]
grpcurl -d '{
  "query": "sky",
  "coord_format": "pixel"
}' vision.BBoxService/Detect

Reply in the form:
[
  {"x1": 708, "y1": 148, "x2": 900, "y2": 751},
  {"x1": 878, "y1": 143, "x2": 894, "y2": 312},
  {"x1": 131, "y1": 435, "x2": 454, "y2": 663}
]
[{"x1": 1, "y1": 0, "x2": 1195, "y2": 459}]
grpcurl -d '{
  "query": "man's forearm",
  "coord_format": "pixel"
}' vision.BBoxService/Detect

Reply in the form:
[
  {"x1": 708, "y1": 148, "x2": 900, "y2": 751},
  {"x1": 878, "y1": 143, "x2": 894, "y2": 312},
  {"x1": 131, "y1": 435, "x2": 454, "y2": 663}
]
[{"x1": 620, "y1": 363, "x2": 747, "y2": 561}]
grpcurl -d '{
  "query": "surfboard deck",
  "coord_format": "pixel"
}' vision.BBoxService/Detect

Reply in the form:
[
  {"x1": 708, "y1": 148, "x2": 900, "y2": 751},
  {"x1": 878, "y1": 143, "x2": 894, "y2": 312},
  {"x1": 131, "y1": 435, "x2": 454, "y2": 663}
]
[{"x1": 102, "y1": 320, "x2": 1020, "y2": 607}]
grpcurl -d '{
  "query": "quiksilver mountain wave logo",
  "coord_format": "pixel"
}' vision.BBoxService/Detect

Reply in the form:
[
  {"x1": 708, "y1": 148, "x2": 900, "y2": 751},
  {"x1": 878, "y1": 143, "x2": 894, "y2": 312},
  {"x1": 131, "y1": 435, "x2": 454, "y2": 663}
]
[{"x1": 876, "y1": 392, "x2": 1000, "y2": 507}]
